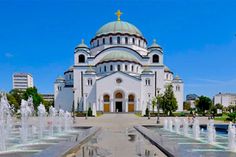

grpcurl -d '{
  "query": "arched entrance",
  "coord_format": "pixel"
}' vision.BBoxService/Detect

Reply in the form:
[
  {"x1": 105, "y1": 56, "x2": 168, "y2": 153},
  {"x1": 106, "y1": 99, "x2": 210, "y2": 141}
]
[
  {"x1": 103, "y1": 94, "x2": 110, "y2": 112},
  {"x1": 128, "y1": 94, "x2": 135, "y2": 112},
  {"x1": 114, "y1": 91, "x2": 124, "y2": 112}
]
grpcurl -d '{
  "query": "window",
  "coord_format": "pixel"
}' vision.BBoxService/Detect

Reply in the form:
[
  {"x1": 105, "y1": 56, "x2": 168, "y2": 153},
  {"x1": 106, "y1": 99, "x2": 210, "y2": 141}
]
[
  {"x1": 87, "y1": 78, "x2": 93, "y2": 86},
  {"x1": 125, "y1": 65, "x2": 128, "y2": 71},
  {"x1": 110, "y1": 37, "x2": 112, "y2": 44},
  {"x1": 132, "y1": 38, "x2": 135, "y2": 44},
  {"x1": 176, "y1": 85, "x2": 180, "y2": 91},
  {"x1": 116, "y1": 78, "x2": 122, "y2": 84},
  {"x1": 103, "y1": 38, "x2": 105, "y2": 44},
  {"x1": 136, "y1": 67, "x2": 138, "y2": 73},
  {"x1": 115, "y1": 92, "x2": 123, "y2": 99},
  {"x1": 131, "y1": 65, "x2": 134, "y2": 71},
  {"x1": 78, "y1": 54, "x2": 85, "y2": 63},
  {"x1": 138, "y1": 40, "x2": 141, "y2": 46},
  {"x1": 104, "y1": 95, "x2": 110, "y2": 102},
  {"x1": 125, "y1": 37, "x2": 128, "y2": 44},
  {"x1": 152, "y1": 54, "x2": 159, "y2": 63},
  {"x1": 145, "y1": 78, "x2": 151, "y2": 86},
  {"x1": 104, "y1": 66, "x2": 107, "y2": 72},
  {"x1": 128, "y1": 94, "x2": 135, "y2": 102},
  {"x1": 69, "y1": 74, "x2": 72, "y2": 80},
  {"x1": 97, "y1": 40, "x2": 99, "y2": 46},
  {"x1": 110, "y1": 65, "x2": 113, "y2": 71},
  {"x1": 99, "y1": 67, "x2": 101, "y2": 73},
  {"x1": 117, "y1": 36, "x2": 120, "y2": 44},
  {"x1": 117, "y1": 65, "x2": 121, "y2": 71}
]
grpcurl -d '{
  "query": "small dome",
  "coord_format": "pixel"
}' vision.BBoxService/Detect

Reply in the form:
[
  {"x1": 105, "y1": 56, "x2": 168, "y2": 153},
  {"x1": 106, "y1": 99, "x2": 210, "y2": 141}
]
[
  {"x1": 148, "y1": 39, "x2": 161, "y2": 49},
  {"x1": 85, "y1": 66, "x2": 96, "y2": 74},
  {"x1": 99, "y1": 50, "x2": 139, "y2": 64},
  {"x1": 55, "y1": 76, "x2": 65, "y2": 83},
  {"x1": 142, "y1": 66, "x2": 153, "y2": 74},
  {"x1": 173, "y1": 75, "x2": 183, "y2": 83},
  {"x1": 95, "y1": 21, "x2": 143, "y2": 37},
  {"x1": 76, "y1": 39, "x2": 88, "y2": 48},
  {"x1": 164, "y1": 66, "x2": 173, "y2": 73}
]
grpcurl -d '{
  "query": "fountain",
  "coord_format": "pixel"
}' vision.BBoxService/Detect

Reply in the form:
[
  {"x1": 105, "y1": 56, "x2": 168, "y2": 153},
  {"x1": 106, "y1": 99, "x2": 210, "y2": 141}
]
[
  {"x1": 58, "y1": 109, "x2": 64, "y2": 132},
  {"x1": 182, "y1": 118, "x2": 189, "y2": 136},
  {"x1": 64, "y1": 111, "x2": 72, "y2": 132},
  {"x1": 168, "y1": 118, "x2": 173, "y2": 132},
  {"x1": 0, "y1": 94, "x2": 12, "y2": 151},
  {"x1": 174, "y1": 118, "x2": 180, "y2": 134},
  {"x1": 37, "y1": 103, "x2": 46, "y2": 138},
  {"x1": 20, "y1": 99, "x2": 32, "y2": 143},
  {"x1": 192, "y1": 118, "x2": 200, "y2": 139},
  {"x1": 49, "y1": 106, "x2": 57, "y2": 136},
  {"x1": 207, "y1": 119, "x2": 216, "y2": 144},
  {"x1": 163, "y1": 118, "x2": 168, "y2": 130},
  {"x1": 228, "y1": 122, "x2": 236, "y2": 151}
]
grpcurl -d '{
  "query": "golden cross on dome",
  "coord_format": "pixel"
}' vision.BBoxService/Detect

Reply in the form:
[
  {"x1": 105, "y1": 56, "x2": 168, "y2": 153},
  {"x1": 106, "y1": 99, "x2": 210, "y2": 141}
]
[{"x1": 115, "y1": 10, "x2": 123, "y2": 21}]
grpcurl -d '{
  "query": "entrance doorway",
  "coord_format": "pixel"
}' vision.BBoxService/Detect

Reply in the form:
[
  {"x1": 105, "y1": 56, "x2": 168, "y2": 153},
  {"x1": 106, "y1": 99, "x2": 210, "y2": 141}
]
[{"x1": 116, "y1": 101, "x2": 122, "y2": 112}]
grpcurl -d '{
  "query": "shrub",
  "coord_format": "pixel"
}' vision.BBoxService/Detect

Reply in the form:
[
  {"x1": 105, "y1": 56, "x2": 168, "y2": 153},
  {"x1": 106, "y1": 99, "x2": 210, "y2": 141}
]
[
  {"x1": 228, "y1": 112, "x2": 236, "y2": 122},
  {"x1": 87, "y1": 107, "x2": 93, "y2": 117},
  {"x1": 145, "y1": 108, "x2": 149, "y2": 117}
]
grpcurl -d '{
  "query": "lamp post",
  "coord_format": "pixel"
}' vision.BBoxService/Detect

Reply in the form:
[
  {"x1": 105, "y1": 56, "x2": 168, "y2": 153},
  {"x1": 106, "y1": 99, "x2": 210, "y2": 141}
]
[
  {"x1": 72, "y1": 88, "x2": 76, "y2": 124},
  {"x1": 156, "y1": 88, "x2": 161, "y2": 124}
]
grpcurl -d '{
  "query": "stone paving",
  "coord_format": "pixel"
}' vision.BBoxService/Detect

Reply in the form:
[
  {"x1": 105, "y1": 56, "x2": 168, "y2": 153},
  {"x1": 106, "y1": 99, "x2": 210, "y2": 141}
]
[{"x1": 70, "y1": 114, "x2": 213, "y2": 157}]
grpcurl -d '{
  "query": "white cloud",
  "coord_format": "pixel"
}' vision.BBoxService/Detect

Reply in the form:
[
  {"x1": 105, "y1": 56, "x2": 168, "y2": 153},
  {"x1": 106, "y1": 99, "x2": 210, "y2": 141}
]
[{"x1": 4, "y1": 52, "x2": 14, "y2": 58}]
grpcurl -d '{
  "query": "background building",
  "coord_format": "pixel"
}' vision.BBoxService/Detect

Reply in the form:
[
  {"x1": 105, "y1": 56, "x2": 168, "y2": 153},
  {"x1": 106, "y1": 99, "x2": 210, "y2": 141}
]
[
  {"x1": 12, "y1": 73, "x2": 34, "y2": 91},
  {"x1": 42, "y1": 94, "x2": 54, "y2": 102},
  {"x1": 54, "y1": 11, "x2": 184, "y2": 113},
  {"x1": 214, "y1": 93, "x2": 236, "y2": 107},
  {"x1": 186, "y1": 94, "x2": 199, "y2": 108}
]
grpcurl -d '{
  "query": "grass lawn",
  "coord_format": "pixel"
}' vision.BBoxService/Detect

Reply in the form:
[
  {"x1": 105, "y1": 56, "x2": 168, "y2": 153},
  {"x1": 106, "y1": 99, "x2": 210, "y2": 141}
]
[{"x1": 214, "y1": 114, "x2": 229, "y2": 121}]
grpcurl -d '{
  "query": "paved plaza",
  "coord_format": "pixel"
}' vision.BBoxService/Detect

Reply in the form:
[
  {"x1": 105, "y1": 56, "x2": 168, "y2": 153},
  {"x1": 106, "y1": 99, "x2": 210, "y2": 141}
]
[{"x1": 69, "y1": 114, "x2": 212, "y2": 157}]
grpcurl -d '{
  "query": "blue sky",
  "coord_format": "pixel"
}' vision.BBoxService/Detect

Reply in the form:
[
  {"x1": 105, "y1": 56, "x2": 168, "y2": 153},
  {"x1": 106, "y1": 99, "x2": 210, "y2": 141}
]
[{"x1": 0, "y1": 0, "x2": 236, "y2": 99}]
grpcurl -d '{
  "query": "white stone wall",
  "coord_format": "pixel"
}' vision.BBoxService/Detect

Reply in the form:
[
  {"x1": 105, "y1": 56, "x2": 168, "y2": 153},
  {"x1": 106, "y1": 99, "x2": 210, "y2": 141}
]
[{"x1": 214, "y1": 94, "x2": 236, "y2": 107}]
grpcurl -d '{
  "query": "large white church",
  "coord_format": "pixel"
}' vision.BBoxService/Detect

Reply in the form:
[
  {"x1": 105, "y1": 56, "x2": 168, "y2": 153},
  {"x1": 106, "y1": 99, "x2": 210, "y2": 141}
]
[{"x1": 54, "y1": 10, "x2": 184, "y2": 114}]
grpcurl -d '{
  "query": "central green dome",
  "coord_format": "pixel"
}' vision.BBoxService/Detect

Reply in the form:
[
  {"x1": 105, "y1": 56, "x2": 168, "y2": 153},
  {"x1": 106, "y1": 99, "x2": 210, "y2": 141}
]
[
  {"x1": 99, "y1": 50, "x2": 139, "y2": 63},
  {"x1": 96, "y1": 21, "x2": 143, "y2": 37}
]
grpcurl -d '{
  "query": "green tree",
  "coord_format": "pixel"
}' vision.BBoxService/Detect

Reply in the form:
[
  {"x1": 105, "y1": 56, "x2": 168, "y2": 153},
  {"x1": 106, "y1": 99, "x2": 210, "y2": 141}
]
[
  {"x1": 23, "y1": 87, "x2": 43, "y2": 109},
  {"x1": 195, "y1": 96, "x2": 212, "y2": 113},
  {"x1": 9, "y1": 89, "x2": 24, "y2": 107},
  {"x1": 151, "y1": 98, "x2": 157, "y2": 113},
  {"x1": 43, "y1": 100, "x2": 53, "y2": 112},
  {"x1": 183, "y1": 101, "x2": 191, "y2": 111},
  {"x1": 6, "y1": 94, "x2": 18, "y2": 111},
  {"x1": 215, "y1": 103, "x2": 223, "y2": 110},
  {"x1": 160, "y1": 84, "x2": 178, "y2": 116}
]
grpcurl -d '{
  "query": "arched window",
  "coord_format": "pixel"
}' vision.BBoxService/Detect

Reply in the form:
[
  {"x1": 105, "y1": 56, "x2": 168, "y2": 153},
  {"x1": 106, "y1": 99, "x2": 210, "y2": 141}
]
[
  {"x1": 103, "y1": 38, "x2": 105, "y2": 44},
  {"x1": 104, "y1": 95, "x2": 110, "y2": 102},
  {"x1": 87, "y1": 78, "x2": 93, "y2": 86},
  {"x1": 131, "y1": 65, "x2": 134, "y2": 71},
  {"x1": 99, "y1": 67, "x2": 101, "y2": 73},
  {"x1": 125, "y1": 37, "x2": 128, "y2": 44},
  {"x1": 145, "y1": 78, "x2": 151, "y2": 86},
  {"x1": 125, "y1": 65, "x2": 128, "y2": 71},
  {"x1": 104, "y1": 66, "x2": 106, "y2": 72},
  {"x1": 110, "y1": 37, "x2": 112, "y2": 44},
  {"x1": 128, "y1": 94, "x2": 135, "y2": 102},
  {"x1": 115, "y1": 92, "x2": 123, "y2": 99},
  {"x1": 117, "y1": 65, "x2": 121, "y2": 71},
  {"x1": 78, "y1": 54, "x2": 85, "y2": 63},
  {"x1": 152, "y1": 54, "x2": 159, "y2": 63},
  {"x1": 97, "y1": 40, "x2": 99, "y2": 46},
  {"x1": 138, "y1": 40, "x2": 141, "y2": 46},
  {"x1": 176, "y1": 85, "x2": 180, "y2": 91},
  {"x1": 132, "y1": 38, "x2": 135, "y2": 44},
  {"x1": 110, "y1": 65, "x2": 113, "y2": 71},
  {"x1": 117, "y1": 36, "x2": 120, "y2": 44}
]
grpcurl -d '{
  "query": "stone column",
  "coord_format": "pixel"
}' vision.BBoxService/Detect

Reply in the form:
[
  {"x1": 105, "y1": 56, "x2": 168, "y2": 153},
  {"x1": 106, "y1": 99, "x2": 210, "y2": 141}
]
[
  {"x1": 125, "y1": 96, "x2": 128, "y2": 112},
  {"x1": 110, "y1": 98, "x2": 114, "y2": 112}
]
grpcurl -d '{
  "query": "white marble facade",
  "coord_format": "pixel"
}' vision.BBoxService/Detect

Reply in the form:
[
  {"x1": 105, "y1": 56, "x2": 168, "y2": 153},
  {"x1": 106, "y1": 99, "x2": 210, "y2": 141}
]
[{"x1": 54, "y1": 13, "x2": 184, "y2": 113}]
